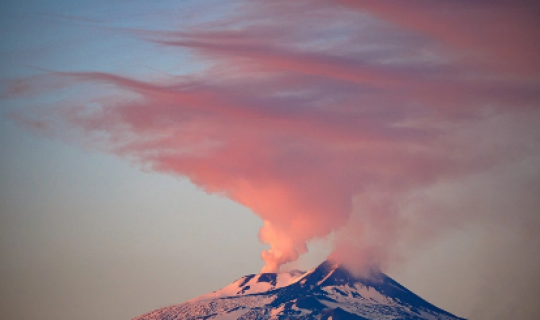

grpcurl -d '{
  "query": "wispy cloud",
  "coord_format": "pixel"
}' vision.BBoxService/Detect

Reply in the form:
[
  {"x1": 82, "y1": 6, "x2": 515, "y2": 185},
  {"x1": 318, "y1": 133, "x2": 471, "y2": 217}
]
[{"x1": 11, "y1": 0, "x2": 540, "y2": 281}]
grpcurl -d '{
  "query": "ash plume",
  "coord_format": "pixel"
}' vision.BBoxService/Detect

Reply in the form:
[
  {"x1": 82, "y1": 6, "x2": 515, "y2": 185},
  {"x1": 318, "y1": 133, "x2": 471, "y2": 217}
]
[{"x1": 10, "y1": 2, "x2": 540, "y2": 317}]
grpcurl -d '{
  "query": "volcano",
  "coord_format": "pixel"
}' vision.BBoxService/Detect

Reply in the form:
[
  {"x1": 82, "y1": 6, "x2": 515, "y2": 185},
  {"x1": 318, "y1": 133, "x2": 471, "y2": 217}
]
[{"x1": 133, "y1": 260, "x2": 465, "y2": 320}]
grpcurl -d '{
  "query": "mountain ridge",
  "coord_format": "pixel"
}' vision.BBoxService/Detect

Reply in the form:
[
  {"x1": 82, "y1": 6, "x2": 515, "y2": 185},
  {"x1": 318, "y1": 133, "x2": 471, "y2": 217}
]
[{"x1": 134, "y1": 260, "x2": 466, "y2": 320}]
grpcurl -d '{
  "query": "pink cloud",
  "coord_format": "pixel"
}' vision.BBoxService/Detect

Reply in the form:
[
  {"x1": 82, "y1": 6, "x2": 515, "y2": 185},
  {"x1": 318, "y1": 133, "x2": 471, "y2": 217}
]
[
  {"x1": 13, "y1": 0, "x2": 540, "y2": 272},
  {"x1": 332, "y1": 0, "x2": 540, "y2": 76}
]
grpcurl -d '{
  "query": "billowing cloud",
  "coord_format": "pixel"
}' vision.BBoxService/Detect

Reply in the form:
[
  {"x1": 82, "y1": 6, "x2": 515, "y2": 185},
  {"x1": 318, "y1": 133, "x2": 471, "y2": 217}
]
[{"x1": 11, "y1": 0, "x2": 540, "y2": 281}]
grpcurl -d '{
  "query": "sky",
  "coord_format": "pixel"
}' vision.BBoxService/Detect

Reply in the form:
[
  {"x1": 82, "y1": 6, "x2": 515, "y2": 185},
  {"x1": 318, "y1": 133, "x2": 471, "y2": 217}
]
[{"x1": 1, "y1": 1, "x2": 539, "y2": 320}]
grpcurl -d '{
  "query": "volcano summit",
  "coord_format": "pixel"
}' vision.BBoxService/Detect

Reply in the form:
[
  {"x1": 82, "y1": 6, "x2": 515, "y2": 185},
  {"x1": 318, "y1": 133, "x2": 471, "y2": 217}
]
[{"x1": 134, "y1": 260, "x2": 465, "y2": 320}]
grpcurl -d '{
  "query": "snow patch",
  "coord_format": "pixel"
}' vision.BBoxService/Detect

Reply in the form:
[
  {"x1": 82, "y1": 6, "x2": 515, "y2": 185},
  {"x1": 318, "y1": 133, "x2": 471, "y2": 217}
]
[{"x1": 192, "y1": 270, "x2": 306, "y2": 301}]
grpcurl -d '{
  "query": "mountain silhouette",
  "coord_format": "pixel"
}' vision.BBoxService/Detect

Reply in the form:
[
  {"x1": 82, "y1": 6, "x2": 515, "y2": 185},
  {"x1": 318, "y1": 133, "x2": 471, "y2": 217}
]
[{"x1": 134, "y1": 260, "x2": 465, "y2": 320}]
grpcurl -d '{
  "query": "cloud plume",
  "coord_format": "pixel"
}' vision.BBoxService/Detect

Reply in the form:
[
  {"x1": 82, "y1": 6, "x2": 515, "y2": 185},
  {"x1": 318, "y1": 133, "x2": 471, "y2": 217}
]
[{"x1": 11, "y1": 0, "x2": 540, "y2": 280}]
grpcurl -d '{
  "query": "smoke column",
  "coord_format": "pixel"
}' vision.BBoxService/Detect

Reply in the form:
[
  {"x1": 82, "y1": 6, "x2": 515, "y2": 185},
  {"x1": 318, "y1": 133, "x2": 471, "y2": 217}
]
[{"x1": 11, "y1": 0, "x2": 540, "y2": 278}]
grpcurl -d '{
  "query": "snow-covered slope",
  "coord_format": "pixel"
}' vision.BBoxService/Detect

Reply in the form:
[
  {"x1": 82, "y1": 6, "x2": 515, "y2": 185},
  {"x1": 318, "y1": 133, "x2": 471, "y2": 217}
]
[
  {"x1": 192, "y1": 269, "x2": 307, "y2": 301},
  {"x1": 133, "y1": 260, "x2": 466, "y2": 320}
]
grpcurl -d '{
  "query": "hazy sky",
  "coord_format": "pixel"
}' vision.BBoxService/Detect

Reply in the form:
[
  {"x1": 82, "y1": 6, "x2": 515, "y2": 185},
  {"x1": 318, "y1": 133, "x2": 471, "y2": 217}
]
[{"x1": 1, "y1": 1, "x2": 539, "y2": 320}]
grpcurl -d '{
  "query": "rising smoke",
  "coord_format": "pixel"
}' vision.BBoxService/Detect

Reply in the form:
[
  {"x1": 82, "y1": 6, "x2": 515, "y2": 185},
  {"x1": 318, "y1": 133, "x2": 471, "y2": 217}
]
[{"x1": 11, "y1": 0, "x2": 540, "y2": 303}]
